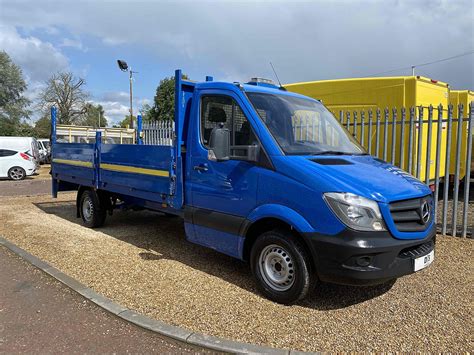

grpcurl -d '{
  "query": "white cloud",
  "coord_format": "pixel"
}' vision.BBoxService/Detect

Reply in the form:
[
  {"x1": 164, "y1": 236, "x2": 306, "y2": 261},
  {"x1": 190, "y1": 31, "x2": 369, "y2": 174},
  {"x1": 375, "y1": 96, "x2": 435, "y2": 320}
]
[
  {"x1": 1, "y1": 0, "x2": 470, "y2": 87},
  {"x1": 0, "y1": 0, "x2": 472, "y2": 112},
  {"x1": 0, "y1": 25, "x2": 69, "y2": 83},
  {"x1": 0, "y1": 24, "x2": 70, "y2": 120},
  {"x1": 94, "y1": 100, "x2": 130, "y2": 126},
  {"x1": 60, "y1": 38, "x2": 86, "y2": 52},
  {"x1": 92, "y1": 90, "x2": 152, "y2": 124},
  {"x1": 101, "y1": 91, "x2": 130, "y2": 104},
  {"x1": 91, "y1": 91, "x2": 150, "y2": 125}
]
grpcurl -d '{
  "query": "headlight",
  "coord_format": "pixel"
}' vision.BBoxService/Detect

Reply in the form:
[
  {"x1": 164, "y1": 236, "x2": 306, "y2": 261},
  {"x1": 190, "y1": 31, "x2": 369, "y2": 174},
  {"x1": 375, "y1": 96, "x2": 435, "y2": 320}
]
[{"x1": 323, "y1": 192, "x2": 386, "y2": 231}]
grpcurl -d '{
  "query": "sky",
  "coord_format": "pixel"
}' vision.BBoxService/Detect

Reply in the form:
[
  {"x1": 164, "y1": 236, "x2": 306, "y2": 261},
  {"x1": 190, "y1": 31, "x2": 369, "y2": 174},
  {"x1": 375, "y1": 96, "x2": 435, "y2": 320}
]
[{"x1": 0, "y1": 0, "x2": 473, "y2": 125}]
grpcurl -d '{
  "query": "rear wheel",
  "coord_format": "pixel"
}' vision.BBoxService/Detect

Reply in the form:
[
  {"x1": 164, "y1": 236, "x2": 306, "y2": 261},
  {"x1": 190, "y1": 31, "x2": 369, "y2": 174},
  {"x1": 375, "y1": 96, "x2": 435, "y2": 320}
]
[
  {"x1": 250, "y1": 230, "x2": 315, "y2": 304},
  {"x1": 79, "y1": 189, "x2": 106, "y2": 228},
  {"x1": 8, "y1": 167, "x2": 26, "y2": 181}
]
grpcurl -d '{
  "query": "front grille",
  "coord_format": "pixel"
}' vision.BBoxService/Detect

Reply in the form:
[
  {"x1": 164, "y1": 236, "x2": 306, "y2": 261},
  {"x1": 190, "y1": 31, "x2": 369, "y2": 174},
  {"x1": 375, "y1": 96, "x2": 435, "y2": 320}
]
[
  {"x1": 389, "y1": 195, "x2": 433, "y2": 232},
  {"x1": 399, "y1": 239, "x2": 435, "y2": 259}
]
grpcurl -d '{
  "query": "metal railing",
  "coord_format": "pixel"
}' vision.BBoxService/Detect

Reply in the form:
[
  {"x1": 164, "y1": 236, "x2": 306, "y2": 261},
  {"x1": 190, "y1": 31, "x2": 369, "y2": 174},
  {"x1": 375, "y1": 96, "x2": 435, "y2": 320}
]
[
  {"x1": 142, "y1": 121, "x2": 174, "y2": 146},
  {"x1": 332, "y1": 103, "x2": 472, "y2": 237},
  {"x1": 56, "y1": 125, "x2": 135, "y2": 144}
]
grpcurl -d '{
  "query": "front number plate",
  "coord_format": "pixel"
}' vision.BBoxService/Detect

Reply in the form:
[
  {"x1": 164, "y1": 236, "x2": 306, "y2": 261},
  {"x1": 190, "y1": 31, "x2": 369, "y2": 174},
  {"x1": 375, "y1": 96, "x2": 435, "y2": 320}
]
[{"x1": 414, "y1": 250, "x2": 434, "y2": 272}]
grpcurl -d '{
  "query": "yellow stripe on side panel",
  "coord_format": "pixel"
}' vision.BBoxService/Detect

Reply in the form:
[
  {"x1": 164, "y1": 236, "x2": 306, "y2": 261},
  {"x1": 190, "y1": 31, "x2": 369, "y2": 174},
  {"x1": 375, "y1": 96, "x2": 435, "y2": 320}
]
[
  {"x1": 100, "y1": 163, "x2": 169, "y2": 177},
  {"x1": 52, "y1": 158, "x2": 93, "y2": 168}
]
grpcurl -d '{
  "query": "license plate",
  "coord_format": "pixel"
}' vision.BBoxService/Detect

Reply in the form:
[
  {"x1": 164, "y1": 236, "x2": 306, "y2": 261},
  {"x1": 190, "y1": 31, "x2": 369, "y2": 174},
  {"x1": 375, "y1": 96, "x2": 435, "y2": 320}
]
[{"x1": 414, "y1": 250, "x2": 434, "y2": 272}]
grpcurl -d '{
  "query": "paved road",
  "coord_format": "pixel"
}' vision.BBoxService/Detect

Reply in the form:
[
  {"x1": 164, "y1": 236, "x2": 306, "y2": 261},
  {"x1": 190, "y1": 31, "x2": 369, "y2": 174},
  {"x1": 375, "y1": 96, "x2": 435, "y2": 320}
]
[
  {"x1": 0, "y1": 246, "x2": 208, "y2": 354},
  {"x1": 0, "y1": 178, "x2": 51, "y2": 196}
]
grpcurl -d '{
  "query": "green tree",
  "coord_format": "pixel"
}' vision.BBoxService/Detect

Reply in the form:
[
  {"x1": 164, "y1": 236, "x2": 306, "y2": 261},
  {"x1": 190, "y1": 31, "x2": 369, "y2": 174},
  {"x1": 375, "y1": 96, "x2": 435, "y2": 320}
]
[
  {"x1": 38, "y1": 72, "x2": 88, "y2": 124},
  {"x1": 17, "y1": 122, "x2": 35, "y2": 137},
  {"x1": 34, "y1": 115, "x2": 52, "y2": 138},
  {"x1": 119, "y1": 115, "x2": 136, "y2": 128},
  {"x1": 139, "y1": 103, "x2": 154, "y2": 122},
  {"x1": 0, "y1": 51, "x2": 31, "y2": 135},
  {"x1": 149, "y1": 73, "x2": 188, "y2": 121},
  {"x1": 78, "y1": 103, "x2": 108, "y2": 128}
]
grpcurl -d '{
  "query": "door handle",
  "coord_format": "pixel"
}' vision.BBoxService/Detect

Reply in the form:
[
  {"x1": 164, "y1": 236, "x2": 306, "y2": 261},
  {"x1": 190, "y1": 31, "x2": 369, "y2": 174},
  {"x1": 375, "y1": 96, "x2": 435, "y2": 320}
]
[{"x1": 193, "y1": 164, "x2": 208, "y2": 172}]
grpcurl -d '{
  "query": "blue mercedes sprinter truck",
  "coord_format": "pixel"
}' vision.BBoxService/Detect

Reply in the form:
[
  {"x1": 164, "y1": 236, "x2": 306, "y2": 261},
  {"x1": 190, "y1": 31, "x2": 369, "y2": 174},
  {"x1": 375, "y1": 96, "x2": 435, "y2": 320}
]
[{"x1": 51, "y1": 70, "x2": 435, "y2": 304}]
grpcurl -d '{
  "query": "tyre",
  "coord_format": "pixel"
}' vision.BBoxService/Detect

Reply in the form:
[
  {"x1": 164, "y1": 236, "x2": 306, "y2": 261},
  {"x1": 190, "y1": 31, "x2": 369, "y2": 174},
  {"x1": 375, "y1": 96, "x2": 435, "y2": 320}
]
[
  {"x1": 8, "y1": 167, "x2": 26, "y2": 181},
  {"x1": 79, "y1": 189, "x2": 106, "y2": 228},
  {"x1": 250, "y1": 230, "x2": 315, "y2": 304}
]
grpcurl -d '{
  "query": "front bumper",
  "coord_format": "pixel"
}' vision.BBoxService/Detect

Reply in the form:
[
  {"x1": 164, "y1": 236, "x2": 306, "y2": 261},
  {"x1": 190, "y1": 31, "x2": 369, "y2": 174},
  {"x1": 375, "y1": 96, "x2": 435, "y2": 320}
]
[{"x1": 305, "y1": 226, "x2": 436, "y2": 286}]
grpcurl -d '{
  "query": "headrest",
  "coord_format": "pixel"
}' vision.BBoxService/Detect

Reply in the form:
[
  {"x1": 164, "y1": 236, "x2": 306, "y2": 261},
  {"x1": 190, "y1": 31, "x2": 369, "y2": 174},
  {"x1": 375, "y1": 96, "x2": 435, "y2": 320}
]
[{"x1": 208, "y1": 106, "x2": 227, "y2": 123}]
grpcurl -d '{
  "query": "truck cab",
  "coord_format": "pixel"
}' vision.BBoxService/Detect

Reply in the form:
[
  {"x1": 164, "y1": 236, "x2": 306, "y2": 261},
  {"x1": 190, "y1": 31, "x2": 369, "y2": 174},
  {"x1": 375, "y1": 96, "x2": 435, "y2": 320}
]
[
  {"x1": 182, "y1": 77, "x2": 435, "y2": 303},
  {"x1": 51, "y1": 71, "x2": 436, "y2": 304}
]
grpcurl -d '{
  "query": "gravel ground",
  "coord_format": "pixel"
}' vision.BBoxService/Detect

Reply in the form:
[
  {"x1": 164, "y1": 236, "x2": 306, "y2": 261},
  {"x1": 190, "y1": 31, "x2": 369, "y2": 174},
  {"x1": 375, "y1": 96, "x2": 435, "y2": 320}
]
[
  {"x1": 35, "y1": 164, "x2": 51, "y2": 180},
  {"x1": 0, "y1": 193, "x2": 472, "y2": 352}
]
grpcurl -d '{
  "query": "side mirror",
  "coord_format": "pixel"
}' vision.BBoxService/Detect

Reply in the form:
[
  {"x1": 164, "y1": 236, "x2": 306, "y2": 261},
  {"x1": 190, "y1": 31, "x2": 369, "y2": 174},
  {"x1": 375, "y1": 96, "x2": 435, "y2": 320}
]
[{"x1": 209, "y1": 125, "x2": 230, "y2": 162}]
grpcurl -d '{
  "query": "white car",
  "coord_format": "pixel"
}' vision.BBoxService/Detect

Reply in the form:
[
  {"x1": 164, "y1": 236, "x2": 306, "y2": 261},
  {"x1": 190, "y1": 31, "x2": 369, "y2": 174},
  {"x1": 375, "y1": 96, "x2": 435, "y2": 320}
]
[
  {"x1": 0, "y1": 149, "x2": 38, "y2": 180},
  {"x1": 0, "y1": 137, "x2": 40, "y2": 180}
]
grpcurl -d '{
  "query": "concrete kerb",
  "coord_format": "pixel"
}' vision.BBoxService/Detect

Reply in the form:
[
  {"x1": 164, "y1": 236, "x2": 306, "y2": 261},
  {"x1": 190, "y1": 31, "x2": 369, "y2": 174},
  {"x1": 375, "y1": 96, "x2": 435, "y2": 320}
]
[{"x1": 0, "y1": 236, "x2": 294, "y2": 354}]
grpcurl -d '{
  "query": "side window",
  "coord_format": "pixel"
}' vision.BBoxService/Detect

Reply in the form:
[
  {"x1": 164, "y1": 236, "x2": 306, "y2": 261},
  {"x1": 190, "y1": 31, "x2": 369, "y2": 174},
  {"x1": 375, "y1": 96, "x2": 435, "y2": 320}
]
[
  {"x1": 201, "y1": 96, "x2": 233, "y2": 147},
  {"x1": 0, "y1": 149, "x2": 17, "y2": 157},
  {"x1": 201, "y1": 95, "x2": 257, "y2": 155}
]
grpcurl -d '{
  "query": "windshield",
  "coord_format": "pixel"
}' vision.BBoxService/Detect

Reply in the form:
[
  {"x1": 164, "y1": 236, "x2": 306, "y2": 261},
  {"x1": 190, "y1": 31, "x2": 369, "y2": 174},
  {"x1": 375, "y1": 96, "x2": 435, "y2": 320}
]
[{"x1": 247, "y1": 92, "x2": 365, "y2": 155}]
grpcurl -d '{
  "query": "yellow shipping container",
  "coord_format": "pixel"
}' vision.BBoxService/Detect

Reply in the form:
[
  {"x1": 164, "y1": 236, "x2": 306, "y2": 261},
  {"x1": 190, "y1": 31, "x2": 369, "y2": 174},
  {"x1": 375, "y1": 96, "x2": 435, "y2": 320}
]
[
  {"x1": 448, "y1": 90, "x2": 474, "y2": 179},
  {"x1": 285, "y1": 76, "x2": 449, "y2": 182}
]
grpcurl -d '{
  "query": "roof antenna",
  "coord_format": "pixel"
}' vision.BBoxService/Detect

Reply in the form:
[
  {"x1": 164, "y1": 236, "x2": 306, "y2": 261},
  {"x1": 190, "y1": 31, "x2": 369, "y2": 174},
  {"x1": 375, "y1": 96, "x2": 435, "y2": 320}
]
[{"x1": 270, "y1": 62, "x2": 286, "y2": 91}]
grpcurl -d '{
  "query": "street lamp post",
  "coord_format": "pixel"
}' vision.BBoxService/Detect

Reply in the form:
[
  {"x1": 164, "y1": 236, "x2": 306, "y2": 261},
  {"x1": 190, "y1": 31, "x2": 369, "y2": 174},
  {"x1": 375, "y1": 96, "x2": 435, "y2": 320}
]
[{"x1": 117, "y1": 59, "x2": 137, "y2": 128}]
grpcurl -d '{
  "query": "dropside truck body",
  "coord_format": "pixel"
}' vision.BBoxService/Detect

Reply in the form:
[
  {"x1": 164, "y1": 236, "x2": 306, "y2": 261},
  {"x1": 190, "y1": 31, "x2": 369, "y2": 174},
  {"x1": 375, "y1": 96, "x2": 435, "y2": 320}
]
[{"x1": 51, "y1": 70, "x2": 436, "y2": 304}]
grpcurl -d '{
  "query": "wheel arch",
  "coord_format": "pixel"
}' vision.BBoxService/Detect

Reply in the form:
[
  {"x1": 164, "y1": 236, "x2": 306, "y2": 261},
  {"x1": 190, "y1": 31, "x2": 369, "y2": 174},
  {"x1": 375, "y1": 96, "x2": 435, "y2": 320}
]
[{"x1": 241, "y1": 205, "x2": 316, "y2": 269}]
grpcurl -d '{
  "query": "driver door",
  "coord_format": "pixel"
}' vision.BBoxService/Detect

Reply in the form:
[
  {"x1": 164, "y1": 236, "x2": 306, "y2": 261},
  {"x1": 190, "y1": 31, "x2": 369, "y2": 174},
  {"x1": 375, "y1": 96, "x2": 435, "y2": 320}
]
[{"x1": 187, "y1": 92, "x2": 261, "y2": 257}]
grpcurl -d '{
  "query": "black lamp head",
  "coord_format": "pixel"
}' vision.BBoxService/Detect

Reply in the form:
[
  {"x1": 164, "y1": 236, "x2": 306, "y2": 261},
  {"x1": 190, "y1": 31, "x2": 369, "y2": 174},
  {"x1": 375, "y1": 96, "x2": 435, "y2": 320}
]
[{"x1": 117, "y1": 59, "x2": 128, "y2": 71}]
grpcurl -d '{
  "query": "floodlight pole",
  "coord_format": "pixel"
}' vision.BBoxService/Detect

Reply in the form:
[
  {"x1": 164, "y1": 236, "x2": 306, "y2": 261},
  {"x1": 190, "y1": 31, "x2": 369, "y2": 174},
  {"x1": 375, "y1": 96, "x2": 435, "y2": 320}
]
[{"x1": 129, "y1": 68, "x2": 134, "y2": 128}]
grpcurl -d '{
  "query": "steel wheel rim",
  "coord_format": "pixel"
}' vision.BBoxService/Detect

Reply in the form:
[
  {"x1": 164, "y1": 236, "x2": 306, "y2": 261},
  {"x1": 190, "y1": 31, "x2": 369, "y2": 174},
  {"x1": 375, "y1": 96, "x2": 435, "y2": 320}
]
[
  {"x1": 258, "y1": 244, "x2": 295, "y2": 291},
  {"x1": 10, "y1": 168, "x2": 24, "y2": 180},
  {"x1": 82, "y1": 196, "x2": 93, "y2": 221}
]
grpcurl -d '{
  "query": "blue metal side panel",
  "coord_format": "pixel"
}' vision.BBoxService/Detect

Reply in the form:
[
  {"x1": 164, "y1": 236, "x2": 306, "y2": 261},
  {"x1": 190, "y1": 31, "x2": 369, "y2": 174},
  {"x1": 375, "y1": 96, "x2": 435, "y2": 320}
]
[
  {"x1": 247, "y1": 204, "x2": 316, "y2": 234},
  {"x1": 187, "y1": 224, "x2": 244, "y2": 259},
  {"x1": 51, "y1": 143, "x2": 95, "y2": 187},
  {"x1": 171, "y1": 70, "x2": 196, "y2": 210},
  {"x1": 51, "y1": 106, "x2": 58, "y2": 197},
  {"x1": 100, "y1": 144, "x2": 172, "y2": 203}
]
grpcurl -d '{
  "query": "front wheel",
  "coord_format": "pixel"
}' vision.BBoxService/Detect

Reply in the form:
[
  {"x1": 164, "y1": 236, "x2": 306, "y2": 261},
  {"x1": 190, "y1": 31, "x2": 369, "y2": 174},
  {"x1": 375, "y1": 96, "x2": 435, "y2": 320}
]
[
  {"x1": 79, "y1": 190, "x2": 106, "y2": 228},
  {"x1": 250, "y1": 230, "x2": 315, "y2": 304}
]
